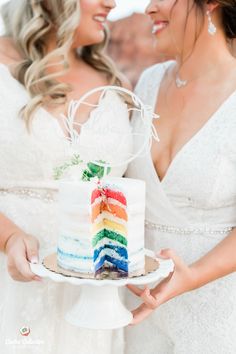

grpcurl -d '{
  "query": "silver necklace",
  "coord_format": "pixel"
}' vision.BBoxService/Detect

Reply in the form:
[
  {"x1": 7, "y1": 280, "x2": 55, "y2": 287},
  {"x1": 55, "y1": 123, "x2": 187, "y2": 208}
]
[{"x1": 175, "y1": 74, "x2": 188, "y2": 88}]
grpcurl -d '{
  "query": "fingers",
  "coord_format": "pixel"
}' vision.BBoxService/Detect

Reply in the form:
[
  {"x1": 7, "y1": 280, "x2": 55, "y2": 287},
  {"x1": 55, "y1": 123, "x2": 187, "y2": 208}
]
[
  {"x1": 7, "y1": 235, "x2": 42, "y2": 282},
  {"x1": 8, "y1": 253, "x2": 42, "y2": 282},
  {"x1": 15, "y1": 253, "x2": 41, "y2": 281},
  {"x1": 158, "y1": 249, "x2": 186, "y2": 270},
  {"x1": 140, "y1": 287, "x2": 159, "y2": 309},
  {"x1": 126, "y1": 284, "x2": 144, "y2": 297},
  {"x1": 127, "y1": 284, "x2": 159, "y2": 310},
  {"x1": 24, "y1": 235, "x2": 40, "y2": 264},
  {"x1": 8, "y1": 268, "x2": 41, "y2": 282},
  {"x1": 130, "y1": 303, "x2": 153, "y2": 325},
  {"x1": 158, "y1": 248, "x2": 176, "y2": 259},
  {"x1": 127, "y1": 249, "x2": 188, "y2": 326}
]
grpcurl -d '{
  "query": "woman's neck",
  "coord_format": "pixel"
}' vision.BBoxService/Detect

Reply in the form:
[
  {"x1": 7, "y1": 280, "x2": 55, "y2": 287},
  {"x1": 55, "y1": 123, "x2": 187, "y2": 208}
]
[
  {"x1": 45, "y1": 32, "x2": 83, "y2": 70},
  {"x1": 175, "y1": 30, "x2": 235, "y2": 81},
  {"x1": 0, "y1": 37, "x2": 23, "y2": 63}
]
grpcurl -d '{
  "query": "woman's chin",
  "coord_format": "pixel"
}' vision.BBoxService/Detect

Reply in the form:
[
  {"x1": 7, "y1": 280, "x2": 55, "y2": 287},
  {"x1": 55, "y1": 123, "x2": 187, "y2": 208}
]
[
  {"x1": 73, "y1": 32, "x2": 105, "y2": 48},
  {"x1": 92, "y1": 32, "x2": 106, "y2": 45},
  {"x1": 153, "y1": 41, "x2": 174, "y2": 59}
]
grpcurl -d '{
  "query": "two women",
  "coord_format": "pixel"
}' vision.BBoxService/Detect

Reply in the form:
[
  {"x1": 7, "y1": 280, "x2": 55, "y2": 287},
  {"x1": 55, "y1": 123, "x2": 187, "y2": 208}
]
[{"x1": 1, "y1": 0, "x2": 236, "y2": 353}]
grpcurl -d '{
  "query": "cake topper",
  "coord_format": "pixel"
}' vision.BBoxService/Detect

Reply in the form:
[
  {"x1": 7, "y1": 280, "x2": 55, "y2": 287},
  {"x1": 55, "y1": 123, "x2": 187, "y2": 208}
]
[{"x1": 54, "y1": 86, "x2": 159, "y2": 180}]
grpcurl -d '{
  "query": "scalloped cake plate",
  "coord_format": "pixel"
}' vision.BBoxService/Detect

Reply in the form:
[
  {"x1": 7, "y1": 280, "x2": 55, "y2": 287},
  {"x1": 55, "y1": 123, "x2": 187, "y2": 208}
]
[
  {"x1": 30, "y1": 249, "x2": 174, "y2": 286},
  {"x1": 30, "y1": 249, "x2": 174, "y2": 329}
]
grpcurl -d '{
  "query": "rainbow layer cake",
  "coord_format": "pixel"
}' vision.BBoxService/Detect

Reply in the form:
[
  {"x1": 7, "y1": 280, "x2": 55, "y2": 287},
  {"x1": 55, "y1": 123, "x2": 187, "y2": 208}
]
[{"x1": 57, "y1": 177, "x2": 145, "y2": 279}]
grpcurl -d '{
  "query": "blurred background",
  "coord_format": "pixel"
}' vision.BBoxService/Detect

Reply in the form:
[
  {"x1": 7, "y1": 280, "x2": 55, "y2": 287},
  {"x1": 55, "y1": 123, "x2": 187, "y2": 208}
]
[
  {"x1": 108, "y1": 0, "x2": 159, "y2": 87},
  {"x1": 0, "y1": 0, "x2": 159, "y2": 87},
  {"x1": 108, "y1": 0, "x2": 159, "y2": 86},
  {"x1": 0, "y1": 1, "x2": 235, "y2": 87}
]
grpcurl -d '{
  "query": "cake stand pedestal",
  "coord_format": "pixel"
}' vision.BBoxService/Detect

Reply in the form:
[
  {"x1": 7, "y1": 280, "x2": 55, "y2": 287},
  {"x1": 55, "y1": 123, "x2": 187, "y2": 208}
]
[
  {"x1": 30, "y1": 250, "x2": 174, "y2": 329},
  {"x1": 66, "y1": 284, "x2": 132, "y2": 329}
]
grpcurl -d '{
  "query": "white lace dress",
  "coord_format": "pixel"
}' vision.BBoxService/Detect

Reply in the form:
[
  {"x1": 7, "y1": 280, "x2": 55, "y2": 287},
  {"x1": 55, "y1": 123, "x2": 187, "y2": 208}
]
[
  {"x1": 125, "y1": 62, "x2": 236, "y2": 354},
  {"x1": 0, "y1": 63, "x2": 132, "y2": 354}
]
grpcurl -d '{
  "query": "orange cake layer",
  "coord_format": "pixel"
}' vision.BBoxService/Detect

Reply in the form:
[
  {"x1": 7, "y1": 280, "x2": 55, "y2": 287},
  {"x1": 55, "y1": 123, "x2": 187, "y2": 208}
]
[{"x1": 91, "y1": 202, "x2": 127, "y2": 222}]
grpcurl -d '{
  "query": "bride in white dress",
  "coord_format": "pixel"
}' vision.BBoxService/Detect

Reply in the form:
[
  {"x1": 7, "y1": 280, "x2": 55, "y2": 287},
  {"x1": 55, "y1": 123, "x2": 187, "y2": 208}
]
[
  {"x1": 0, "y1": 1, "x2": 131, "y2": 353},
  {"x1": 125, "y1": 1, "x2": 236, "y2": 354}
]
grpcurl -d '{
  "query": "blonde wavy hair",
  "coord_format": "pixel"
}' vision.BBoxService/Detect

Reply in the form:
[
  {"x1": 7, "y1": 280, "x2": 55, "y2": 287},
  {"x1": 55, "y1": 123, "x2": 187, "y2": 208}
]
[{"x1": 1, "y1": 0, "x2": 122, "y2": 126}]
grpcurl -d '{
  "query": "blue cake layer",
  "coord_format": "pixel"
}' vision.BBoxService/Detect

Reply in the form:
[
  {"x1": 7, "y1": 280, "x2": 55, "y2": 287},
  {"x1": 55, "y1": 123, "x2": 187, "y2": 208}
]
[
  {"x1": 57, "y1": 247, "x2": 92, "y2": 260},
  {"x1": 94, "y1": 255, "x2": 128, "y2": 273},
  {"x1": 93, "y1": 244, "x2": 128, "y2": 263}
]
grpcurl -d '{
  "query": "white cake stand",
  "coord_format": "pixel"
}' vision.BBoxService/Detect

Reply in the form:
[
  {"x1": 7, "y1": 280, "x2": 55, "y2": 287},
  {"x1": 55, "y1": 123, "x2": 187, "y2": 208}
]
[{"x1": 30, "y1": 250, "x2": 174, "y2": 330}]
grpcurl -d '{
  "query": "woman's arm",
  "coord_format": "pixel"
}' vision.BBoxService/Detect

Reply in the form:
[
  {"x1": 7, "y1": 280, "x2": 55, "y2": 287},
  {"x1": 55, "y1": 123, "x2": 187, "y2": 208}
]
[
  {"x1": 0, "y1": 212, "x2": 22, "y2": 252},
  {"x1": 127, "y1": 228, "x2": 236, "y2": 325},
  {"x1": 191, "y1": 228, "x2": 236, "y2": 287},
  {"x1": 0, "y1": 212, "x2": 41, "y2": 282}
]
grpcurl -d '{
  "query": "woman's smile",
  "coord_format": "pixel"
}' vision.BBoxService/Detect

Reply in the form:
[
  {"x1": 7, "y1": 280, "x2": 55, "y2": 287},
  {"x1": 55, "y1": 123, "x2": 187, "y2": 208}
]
[
  {"x1": 152, "y1": 20, "x2": 169, "y2": 35},
  {"x1": 93, "y1": 13, "x2": 109, "y2": 29}
]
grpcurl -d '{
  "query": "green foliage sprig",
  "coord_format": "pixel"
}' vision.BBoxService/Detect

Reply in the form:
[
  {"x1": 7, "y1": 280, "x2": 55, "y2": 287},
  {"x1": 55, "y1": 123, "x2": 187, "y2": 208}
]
[
  {"x1": 53, "y1": 154, "x2": 83, "y2": 180},
  {"x1": 53, "y1": 155, "x2": 111, "y2": 181}
]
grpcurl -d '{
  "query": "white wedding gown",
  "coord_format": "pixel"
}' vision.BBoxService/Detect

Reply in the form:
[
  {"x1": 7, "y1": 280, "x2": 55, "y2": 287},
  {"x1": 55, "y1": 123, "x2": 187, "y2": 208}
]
[
  {"x1": 125, "y1": 62, "x2": 236, "y2": 354},
  {"x1": 0, "y1": 63, "x2": 132, "y2": 354}
]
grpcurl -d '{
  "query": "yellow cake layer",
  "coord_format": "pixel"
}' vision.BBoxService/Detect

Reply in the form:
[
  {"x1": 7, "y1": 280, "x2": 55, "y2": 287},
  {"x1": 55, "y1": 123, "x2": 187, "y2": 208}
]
[{"x1": 92, "y1": 219, "x2": 127, "y2": 236}]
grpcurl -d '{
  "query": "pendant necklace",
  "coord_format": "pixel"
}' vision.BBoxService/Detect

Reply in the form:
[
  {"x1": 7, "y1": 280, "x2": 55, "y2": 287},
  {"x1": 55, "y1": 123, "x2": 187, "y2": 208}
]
[{"x1": 175, "y1": 75, "x2": 188, "y2": 88}]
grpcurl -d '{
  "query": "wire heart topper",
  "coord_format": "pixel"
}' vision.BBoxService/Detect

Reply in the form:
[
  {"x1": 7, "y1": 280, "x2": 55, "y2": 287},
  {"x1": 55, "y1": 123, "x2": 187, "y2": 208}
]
[{"x1": 60, "y1": 85, "x2": 159, "y2": 173}]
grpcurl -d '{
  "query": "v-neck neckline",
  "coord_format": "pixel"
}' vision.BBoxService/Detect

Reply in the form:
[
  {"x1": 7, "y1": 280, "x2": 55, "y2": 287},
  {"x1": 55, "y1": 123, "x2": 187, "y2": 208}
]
[
  {"x1": 0, "y1": 63, "x2": 69, "y2": 134},
  {"x1": 0, "y1": 63, "x2": 109, "y2": 140},
  {"x1": 149, "y1": 61, "x2": 236, "y2": 185}
]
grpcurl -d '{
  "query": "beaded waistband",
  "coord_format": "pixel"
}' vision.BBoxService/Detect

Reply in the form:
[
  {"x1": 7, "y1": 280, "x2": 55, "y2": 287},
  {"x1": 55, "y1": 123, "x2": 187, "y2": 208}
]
[
  {"x1": 0, "y1": 187, "x2": 57, "y2": 203},
  {"x1": 145, "y1": 220, "x2": 233, "y2": 236}
]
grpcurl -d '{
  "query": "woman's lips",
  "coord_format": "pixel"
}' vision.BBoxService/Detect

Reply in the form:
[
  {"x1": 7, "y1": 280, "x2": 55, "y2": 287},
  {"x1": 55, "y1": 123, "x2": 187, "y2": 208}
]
[
  {"x1": 152, "y1": 21, "x2": 169, "y2": 35},
  {"x1": 93, "y1": 14, "x2": 108, "y2": 29}
]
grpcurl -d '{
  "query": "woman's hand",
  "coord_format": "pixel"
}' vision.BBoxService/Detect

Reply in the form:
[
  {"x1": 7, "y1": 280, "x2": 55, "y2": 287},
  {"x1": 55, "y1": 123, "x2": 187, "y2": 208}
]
[
  {"x1": 5, "y1": 232, "x2": 42, "y2": 282},
  {"x1": 128, "y1": 229, "x2": 236, "y2": 325},
  {"x1": 127, "y1": 249, "x2": 197, "y2": 325}
]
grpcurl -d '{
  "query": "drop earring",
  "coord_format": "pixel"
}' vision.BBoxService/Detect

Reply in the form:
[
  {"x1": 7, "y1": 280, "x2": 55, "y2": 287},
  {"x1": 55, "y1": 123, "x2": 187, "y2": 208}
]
[{"x1": 206, "y1": 10, "x2": 217, "y2": 36}]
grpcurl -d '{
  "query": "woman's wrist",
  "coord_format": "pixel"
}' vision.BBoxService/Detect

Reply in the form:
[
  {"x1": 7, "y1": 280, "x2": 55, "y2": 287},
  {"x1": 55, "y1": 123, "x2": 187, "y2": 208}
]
[
  {"x1": 4, "y1": 231, "x2": 22, "y2": 254},
  {"x1": 179, "y1": 264, "x2": 200, "y2": 293},
  {"x1": 0, "y1": 213, "x2": 22, "y2": 253},
  {"x1": 188, "y1": 263, "x2": 206, "y2": 290},
  {"x1": 1, "y1": 229, "x2": 21, "y2": 254}
]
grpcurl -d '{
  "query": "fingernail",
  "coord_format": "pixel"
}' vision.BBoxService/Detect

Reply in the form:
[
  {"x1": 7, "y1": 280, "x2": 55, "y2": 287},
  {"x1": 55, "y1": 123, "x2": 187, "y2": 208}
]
[
  {"x1": 34, "y1": 276, "x2": 42, "y2": 282},
  {"x1": 156, "y1": 251, "x2": 165, "y2": 259},
  {"x1": 31, "y1": 256, "x2": 39, "y2": 264}
]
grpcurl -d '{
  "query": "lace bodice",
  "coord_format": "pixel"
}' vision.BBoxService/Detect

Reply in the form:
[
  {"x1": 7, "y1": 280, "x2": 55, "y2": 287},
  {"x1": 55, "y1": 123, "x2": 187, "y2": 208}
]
[
  {"x1": 126, "y1": 61, "x2": 236, "y2": 230},
  {"x1": 124, "y1": 62, "x2": 236, "y2": 354},
  {"x1": 0, "y1": 63, "x2": 132, "y2": 189}
]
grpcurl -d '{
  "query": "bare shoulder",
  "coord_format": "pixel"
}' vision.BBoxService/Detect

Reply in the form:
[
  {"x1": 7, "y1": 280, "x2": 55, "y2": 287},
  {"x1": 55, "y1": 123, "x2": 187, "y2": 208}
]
[{"x1": 0, "y1": 37, "x2": 22, "y2": 66}]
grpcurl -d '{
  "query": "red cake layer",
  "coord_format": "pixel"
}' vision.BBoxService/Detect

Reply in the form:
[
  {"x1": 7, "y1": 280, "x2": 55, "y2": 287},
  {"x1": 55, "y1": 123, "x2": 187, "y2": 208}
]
[{"x1": 91, "y1": 187, "x2": 127, "y2": 206}]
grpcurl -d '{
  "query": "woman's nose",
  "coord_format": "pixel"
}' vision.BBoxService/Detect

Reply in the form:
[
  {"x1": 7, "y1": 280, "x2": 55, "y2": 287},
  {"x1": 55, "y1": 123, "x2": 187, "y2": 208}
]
[
  {"x1": 103, "y1": 0, "x2": 116, "y2": 11},
  {"x1": 145, "y1": 0, "x2": 159, "y2": 16}
]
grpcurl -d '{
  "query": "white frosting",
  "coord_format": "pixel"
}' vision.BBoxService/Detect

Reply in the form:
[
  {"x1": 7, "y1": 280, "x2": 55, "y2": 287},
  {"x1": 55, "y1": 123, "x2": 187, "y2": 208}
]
[{"x1": 57, "y1": 177, "x2": 145, "y2": 277}]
